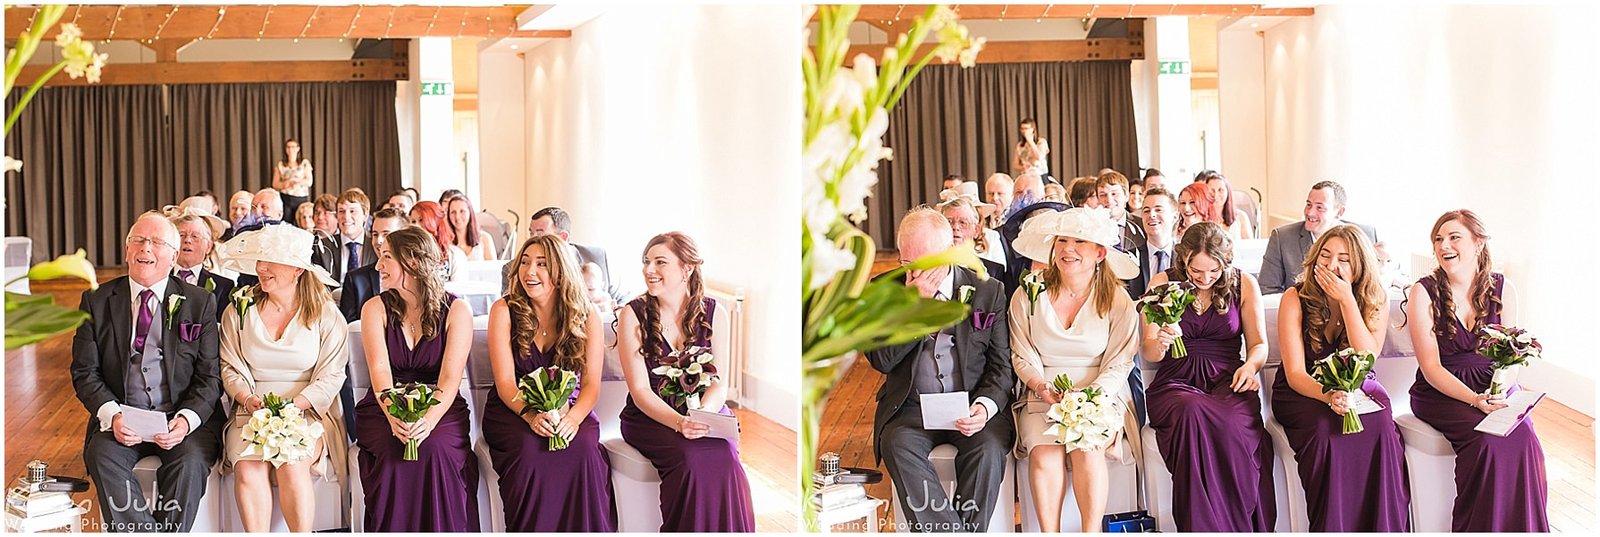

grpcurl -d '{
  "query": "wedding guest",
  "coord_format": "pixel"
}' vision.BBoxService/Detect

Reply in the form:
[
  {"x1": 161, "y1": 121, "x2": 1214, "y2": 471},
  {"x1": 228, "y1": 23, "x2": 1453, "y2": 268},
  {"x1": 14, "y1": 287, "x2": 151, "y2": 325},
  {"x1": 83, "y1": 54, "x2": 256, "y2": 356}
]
[
  {"x1": 409, "y1": 201, "x2": 464, "y2": 281},
  {"x1": 1405, "y1": 209, "x2": 1547, "y2": 531},
  {"x1": 353, "y1": 227, "x2": 479, "y2": 531},
  {"x1": 446, "y1": 195, "x2": 497, "y2": 261},
  {"x1": 1009, "y1": 207, "x2": 1141, "y2": 532},
  {"x1": 438, "y1": 189, "x2": 465, "y2": 204},
  {"x1": 1141, "y1": 222, "x2": 1275, "y2": 531},
  {"x1": 294, "y1": 202, "x2": 315, "y2": 230},
  {"x1": 1095, "y1": 171, "x2": 1146, "y2": 252},
  {"x1": 1068, "y1": 176, "x2": 1099, "y2": 208},
  {"x1": 869, "y1": 209, "x2": 1012, "y2": 532},
  {"x1": 339, "y1": 209, "x2": 407, "y2": 322},
  {"x1": 996, "y1": 199, "x2": 1070, "y2": 297},
  {"x1": 272, "y1": 138, "x2": 314, "y2": 214},
  {"x1": 517, "y1": 206, "x2": 628, "y2": 304},
  {"x1": 191, "y1": 190, "x2": 221, "y2": 217},
  {"x1": 312, "y1": 194, "x2": 339, "y2": 238},
  {"x1": 73, "y1": 212, "x2": 223, "y2": 532},
  {"x1": 582, "y1": 262, "x2": 625, "y2": 380},
  {"x1": 1012, "y1": 118, "x2": 1051, "y2": 180},
  {"x1": 1126, "y1": 189, "x2": 1180, "y2": 297},
  {"x1": 482, "y1": 234, "x2": 617, "y2": 531},
  {"x1": 1126, "y1": 178, "x2": 1145, "y2": 213},
  {"x1": 1270, "y1": 224, "x2": 1409, "y2": 531},
  {"x1": 1175, "y1": 182, "x2": 1213, "y2": 238},
  {"x1": 1142, "y1": 169, "x2": 1165, "y2": 192},
  {"x1": 1259, "y1": 181, "x2": 1380, "y2": 294},
  {"x1": 1011, "y1": 173, "x2": 1046, "y2": 218},
  {"x1": 248, "y1": 188, "x2": 285, "y2": 226},
  {"x1": 618, "y1": 232, "x2": 754, "y2": 531},
  {"x1": 942, "y1": 173, "x2": 964, "y2": 191},
  {"x1": 1203, "y1": 174, "x2": 1250, "y2": 239},
  {"x1": 939, "y1": 197, "x2": 1006, "y2": 272},
  {"x1": 312, "y1": 189, "x2": 374, "y2": 285},
  {"x1": 403, "y1": 187, "x2": 422, "y2": 205},
  {"x1": 228, "y1": 190, "x2": 254, "y2": 229},
  {"x1": 984, "y1": 173, "x2": 1015, "y2": 227},
  {"x1": 1042, "y1": 182, "x2": 1068, "y2": 204},
  {"x1": 167, "y1": 208, "x2": 235, "y2": 320},
  {"x1": 215, "y1": 225, "x2": 349, "y2": 532},
  {"x1": 384, "y1": 190, "x2": 416, "y2": 215}
]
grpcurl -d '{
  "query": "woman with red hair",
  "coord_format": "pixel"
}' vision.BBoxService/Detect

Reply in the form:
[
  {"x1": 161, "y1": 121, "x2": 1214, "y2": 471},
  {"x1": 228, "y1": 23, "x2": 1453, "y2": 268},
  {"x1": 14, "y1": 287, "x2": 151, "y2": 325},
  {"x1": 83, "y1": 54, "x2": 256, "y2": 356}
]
[{"x1": 409, "y1": 201, "x2": 464, "y2": 280}]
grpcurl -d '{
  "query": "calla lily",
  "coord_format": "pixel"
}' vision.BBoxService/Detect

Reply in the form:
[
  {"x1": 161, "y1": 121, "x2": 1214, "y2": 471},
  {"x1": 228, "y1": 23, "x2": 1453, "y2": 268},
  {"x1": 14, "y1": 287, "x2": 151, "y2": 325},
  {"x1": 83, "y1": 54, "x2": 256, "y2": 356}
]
[{"x1": 26, "y1": 249, "x2": 98, "y2": 289}]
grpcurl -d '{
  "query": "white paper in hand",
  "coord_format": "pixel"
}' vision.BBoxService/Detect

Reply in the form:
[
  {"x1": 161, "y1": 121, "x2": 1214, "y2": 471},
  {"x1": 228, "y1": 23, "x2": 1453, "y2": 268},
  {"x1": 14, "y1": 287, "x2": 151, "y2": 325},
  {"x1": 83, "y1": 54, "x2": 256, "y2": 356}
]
[
  {"x1": 919, "y1": 391, "x2": 970, "y2": 431},
  {"x1": 688, "y1": 409, "x2": 740, "y2": 441},
  {"x1": 1475, "y1": 390, "x2": 1545, "y2": 437},
  {"x1": 1346, "y1": 390, "x2": 1385, "y2": 415},
  {"x1": 120, "y1": 407, "x2": 171, "y2": 440}
]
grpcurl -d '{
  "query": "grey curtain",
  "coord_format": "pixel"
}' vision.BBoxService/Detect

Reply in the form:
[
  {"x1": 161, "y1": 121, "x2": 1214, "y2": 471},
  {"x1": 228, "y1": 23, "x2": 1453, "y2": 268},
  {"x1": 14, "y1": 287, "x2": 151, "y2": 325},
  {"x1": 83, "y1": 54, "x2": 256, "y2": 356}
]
[
  {"x1": 6, "y1": 82, "x2": 401, "y2": 266},
  {"x1": 866, "y1": 61, "x2": 1140, "y2": 245}
]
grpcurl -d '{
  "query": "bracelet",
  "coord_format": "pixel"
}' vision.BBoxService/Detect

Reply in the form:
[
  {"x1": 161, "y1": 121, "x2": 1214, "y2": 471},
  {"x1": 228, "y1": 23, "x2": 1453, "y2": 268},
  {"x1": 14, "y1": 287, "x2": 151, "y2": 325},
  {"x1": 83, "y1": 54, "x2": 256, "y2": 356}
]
[{"x1": 675, "y1": 416, "x2": 688, "y2": 433}]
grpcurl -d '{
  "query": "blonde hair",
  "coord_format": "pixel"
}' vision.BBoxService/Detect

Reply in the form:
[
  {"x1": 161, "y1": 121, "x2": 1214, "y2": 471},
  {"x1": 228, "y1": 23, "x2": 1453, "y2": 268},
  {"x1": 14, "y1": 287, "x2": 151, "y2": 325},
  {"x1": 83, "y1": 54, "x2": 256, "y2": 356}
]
[
  {"x1": 1043, "y1": 240, "x2": 1122, "y2": 317},
  {"x1": 1294, "y1": 224, "x2": 1386, "y2": 352},
  {"x1": 246, "y1": 264, "x2": 332, "y2": 329},
  {"x1": 503, "y1": 234, "x2": 591, "y2": 372}
]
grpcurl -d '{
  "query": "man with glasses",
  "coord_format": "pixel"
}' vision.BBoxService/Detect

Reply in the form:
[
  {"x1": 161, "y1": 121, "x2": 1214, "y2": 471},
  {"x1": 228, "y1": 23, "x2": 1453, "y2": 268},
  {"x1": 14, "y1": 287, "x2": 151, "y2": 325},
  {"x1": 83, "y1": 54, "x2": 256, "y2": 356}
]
[
  {"x1": 72, "y1": 212, "x2": 224, "y2": 532},
  {"x1": 168, "y1": 211, "x2": 234, "y2": 321}
]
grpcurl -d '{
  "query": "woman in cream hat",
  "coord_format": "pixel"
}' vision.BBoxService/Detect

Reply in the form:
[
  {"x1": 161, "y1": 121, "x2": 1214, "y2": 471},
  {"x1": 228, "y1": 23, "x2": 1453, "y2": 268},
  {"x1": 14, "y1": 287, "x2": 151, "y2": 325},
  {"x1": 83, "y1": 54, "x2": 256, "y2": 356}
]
[
  {"x1": 1008, "y1": 207, "x2": 1142, "y2": 531},
  {"x1": 215, "y1": 224, "x2": 350, "y2": 532}
]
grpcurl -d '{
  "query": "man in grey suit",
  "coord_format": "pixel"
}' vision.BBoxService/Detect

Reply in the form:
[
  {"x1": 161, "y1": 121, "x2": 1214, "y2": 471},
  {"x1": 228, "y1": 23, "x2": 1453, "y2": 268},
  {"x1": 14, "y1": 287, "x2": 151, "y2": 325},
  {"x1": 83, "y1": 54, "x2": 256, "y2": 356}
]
[
  {"x1": 1259, "y1": 180, "x2": 1380, "y2": 294},
  {"x1": 869, "y1": 208, "x2": 1013, "y2": 533},
  {"x1": 503, "y1": 206, "x2": 630, "y2": 304},
  {"x1": 73, "y1": 213, "x2": 223, "y2": 532}
]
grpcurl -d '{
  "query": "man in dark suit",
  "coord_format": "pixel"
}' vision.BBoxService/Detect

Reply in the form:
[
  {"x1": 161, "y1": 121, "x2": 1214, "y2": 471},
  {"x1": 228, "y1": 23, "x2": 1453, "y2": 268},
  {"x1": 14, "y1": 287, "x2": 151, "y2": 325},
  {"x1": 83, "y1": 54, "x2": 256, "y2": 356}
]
[
  {"x1": 169, "y1": 211, "x2": 235, "y2": 322},
  {"x1": 1094, "y1": 171, "x2": 1147, "y2": 253},
  {"x1": 504, "y1": 206, "x2": 630, "y2": 304},
  {"x1": 311, "y1": 189, "x2": 376, "y2": 286},
  {"x1": 869, "y1": 208, "x2": 1014, "y2": 533},
  {"x1": 1125, "y1": 188, "x2": 1182, "y2": 298},
  {"x1": 72, "y1": 213, "x2": 223, "y2": 532},
  {"x1": 338, "y1": 208, "x2": 408, "y2": 322},
  {"x1": 1259, "y1": 180, "x2": 1380, "y2": 294},
  {"x1": 936, "y1": 197, "x2": 1006, "y2": 279}
]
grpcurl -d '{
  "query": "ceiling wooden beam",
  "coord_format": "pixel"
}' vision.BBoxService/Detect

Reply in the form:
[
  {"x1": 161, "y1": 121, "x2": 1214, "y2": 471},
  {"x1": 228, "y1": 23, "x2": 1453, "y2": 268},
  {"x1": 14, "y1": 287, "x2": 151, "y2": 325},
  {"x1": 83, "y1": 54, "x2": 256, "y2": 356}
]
[
  {"x1": 3, "y1": 5, "x2": 567, "y2": 42},
  {"x1": 17, "y1": 59, "x2": 409, "y2": 86},
  {"x1": 846, "y1": 4, "x2": 1314, "y2": 22},
  {"x1": 837, "y1": 37, "x2": 1144, "y2": 66}
]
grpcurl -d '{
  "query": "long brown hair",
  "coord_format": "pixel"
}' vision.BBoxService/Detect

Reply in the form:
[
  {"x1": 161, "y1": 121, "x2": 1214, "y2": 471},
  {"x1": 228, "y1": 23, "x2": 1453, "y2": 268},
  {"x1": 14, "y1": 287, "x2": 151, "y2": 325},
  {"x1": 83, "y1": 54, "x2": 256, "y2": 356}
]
[
  {"x1": 503, "y1": 234, "x2": 590, "y2": 372},
  {"x1": 378, "y1": 227, "x2": 448, "y2": 341},
  {"x1": 446, "y1": 197, "x2": 482, "y2": 249},
  {"x1": 1293, "y1": 224, "x2": 1386, "y2": 352},
  {"x1": 1173, "y1": 221, "x2": 1238, "y2": 313},
  {"x1": 635, "y1": 232, "x2": 709, "y2": 357},
  {"x1": 1426, "y1": 209, "x2": 1498, "y2": 338},
  {"x1": 1043, "y1": 238, "x2": 1122, "y2": 317}
]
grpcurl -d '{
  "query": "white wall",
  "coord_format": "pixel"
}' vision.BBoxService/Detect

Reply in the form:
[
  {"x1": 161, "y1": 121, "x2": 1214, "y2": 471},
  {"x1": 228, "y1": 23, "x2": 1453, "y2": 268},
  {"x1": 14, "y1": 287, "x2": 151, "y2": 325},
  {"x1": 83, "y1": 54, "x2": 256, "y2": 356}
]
[
  {"x1": 502, "y1": 5, "x2": 800, "y2": 429},
  {"x1": 475, "y1": 50, "x2": 527, "y2": 228},
  {"x1": 1215, "y1": 19, "x2": 1269, "y2": 203},
  {"x1": 1248, "y1": 4, "x2": 1600, "y2": 415}
]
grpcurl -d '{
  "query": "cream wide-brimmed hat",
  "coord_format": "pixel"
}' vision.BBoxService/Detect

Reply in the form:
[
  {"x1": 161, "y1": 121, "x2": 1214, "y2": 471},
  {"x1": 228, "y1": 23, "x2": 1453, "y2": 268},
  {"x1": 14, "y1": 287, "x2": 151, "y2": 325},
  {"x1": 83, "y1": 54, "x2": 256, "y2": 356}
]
[
  {"x1": 939, "y1": 181, "x2": 996, "y2": 217},
  {"x1": 162, "y1": 204, "x2": 230, "y2": 240},
  {"x1": 218, "y1": 224, "x2": 340, "y2": 286},
  {"x1": 1012, "y1": 207, "x2": 1139, "y2": 279}
]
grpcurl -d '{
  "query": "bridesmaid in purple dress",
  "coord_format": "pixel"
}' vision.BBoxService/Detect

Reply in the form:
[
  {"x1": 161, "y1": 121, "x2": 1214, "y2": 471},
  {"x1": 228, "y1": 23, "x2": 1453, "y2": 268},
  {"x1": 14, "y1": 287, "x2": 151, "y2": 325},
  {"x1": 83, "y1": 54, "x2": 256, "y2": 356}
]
[
  {"x1": 1141, "y1": 223, "x2": 1276, "y2": 531},
  {"x1": 1269, "y1": 224, "x2": 1410, "y2": 531},
  {"x1": 353, "y1": 228, "x2": 480, "y2": 531},
  {"x1": 617, "y1": 232, "x2": 755, "y2": 531},
  {"x1": 482, "y1": 234, "x2": 617, "y2": 531},
  {"x1": 1405, "y1": 210, "x2": 1547, "y2": 531}
]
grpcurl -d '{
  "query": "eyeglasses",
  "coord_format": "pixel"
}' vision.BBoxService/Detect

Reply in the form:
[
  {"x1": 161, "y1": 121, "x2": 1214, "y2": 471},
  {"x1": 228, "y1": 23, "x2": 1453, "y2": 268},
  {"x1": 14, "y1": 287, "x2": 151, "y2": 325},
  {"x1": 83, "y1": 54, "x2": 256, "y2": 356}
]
[
  {"x1": 126, "y1": 235, "x2": 175, "y2": 250},
  {"x1": 177, "y1": 231, "x2": 210, "y2": 242}
]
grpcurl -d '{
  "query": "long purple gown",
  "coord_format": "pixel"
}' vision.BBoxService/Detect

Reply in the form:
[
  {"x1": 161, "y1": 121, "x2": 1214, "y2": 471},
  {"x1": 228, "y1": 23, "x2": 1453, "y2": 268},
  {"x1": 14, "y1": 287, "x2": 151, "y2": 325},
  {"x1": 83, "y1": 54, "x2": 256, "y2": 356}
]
[
  {"x1": 1146, "y1": 269, "x2": 1276, "y2": 531},
  {"x1": 618, "y1": 297, "x2": 756, "y2": 531},
  {"x1": 1269, "y1": 293, "x2": 1411, "y2": 532},
  {"x1": 481, "y1": 342, "x2": 618, "y2": 531},
  {"x1": 353, "y1": 296, "x2": 480, "y2": 532},
  {"x1": 1409, "y1": 273, "x2": 1548, "y2": 531}
]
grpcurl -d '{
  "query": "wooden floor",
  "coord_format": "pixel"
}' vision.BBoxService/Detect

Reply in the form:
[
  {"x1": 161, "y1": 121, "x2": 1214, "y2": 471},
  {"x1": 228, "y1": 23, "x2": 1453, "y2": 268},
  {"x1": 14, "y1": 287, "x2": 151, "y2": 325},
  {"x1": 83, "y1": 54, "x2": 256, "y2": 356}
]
[
  {"x1": 818, "y1": 357, "x2": 1598, "y2": 532},
  {"x1": 3, "y1": 269, "x2": 797, "y2": 532}
]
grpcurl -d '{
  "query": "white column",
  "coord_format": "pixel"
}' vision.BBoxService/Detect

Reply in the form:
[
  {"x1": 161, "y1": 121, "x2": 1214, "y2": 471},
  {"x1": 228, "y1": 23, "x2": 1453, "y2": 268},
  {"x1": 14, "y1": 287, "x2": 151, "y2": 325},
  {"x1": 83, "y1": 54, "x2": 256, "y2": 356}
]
[
  {"x1": 1217, "y1": 19, "x2": 1270, "y2": 219},
  {"x1": 1147, "y1": 17, "x2": 1198, "y2": 179},
  {"x1": 476, "y1": 48, "x2": 527, "y2": 226},
  {"x1": 409, "y1": 37, "x2": 458, "y2": 200}
]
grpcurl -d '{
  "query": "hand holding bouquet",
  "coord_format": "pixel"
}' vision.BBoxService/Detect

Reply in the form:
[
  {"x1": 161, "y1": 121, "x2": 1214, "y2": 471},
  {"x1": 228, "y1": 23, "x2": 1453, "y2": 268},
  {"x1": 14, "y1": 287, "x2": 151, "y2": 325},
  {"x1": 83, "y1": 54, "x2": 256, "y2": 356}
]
[
  {"x1": 380, "y1": 383, "x2": 441, "y2": 461},
  {"x1": 238, "y1": 392, "x2": 325, "y2": 468},
  {"x1": 1042, "y1": 374, "x2": 1122, "y2": 452},
  {"x1": 1137, "y1": 282, "x2": 1196, "y2": 358},
  {"x1": 1310, "y1": 348, "x2": 1377, "y2": 434},
  {"x1": 652, "y1": 345, "x2": 719, "y2": 412},
  {"x1": 1476, "y1": 324, "x2": 1541, "y2": 397},
  {"x1": 517, "y1": 366, "x2": 580, "y2": 450}
]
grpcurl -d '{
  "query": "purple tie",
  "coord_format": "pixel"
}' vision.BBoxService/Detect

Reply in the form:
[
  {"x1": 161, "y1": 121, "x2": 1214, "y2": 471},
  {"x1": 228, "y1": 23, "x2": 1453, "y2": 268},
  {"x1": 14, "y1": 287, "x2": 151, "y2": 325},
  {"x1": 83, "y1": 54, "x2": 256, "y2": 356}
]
[
  {"x1": 133, "y1": 289, "x2": 155, "y2": 352},
  {"x1": 178, "y1": 269, "x2": 195, "y2": 285}
]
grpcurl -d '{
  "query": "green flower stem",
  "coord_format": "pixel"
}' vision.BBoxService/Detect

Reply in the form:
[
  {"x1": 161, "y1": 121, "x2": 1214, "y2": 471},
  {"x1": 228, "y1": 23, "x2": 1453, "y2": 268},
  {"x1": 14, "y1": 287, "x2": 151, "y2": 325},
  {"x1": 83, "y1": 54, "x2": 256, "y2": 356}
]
[
  {"x1": 3, "y1": 5, "x2": 66, "y2": 96},
  {"x1": 1170, "y1": 333, "x2": 1187, "y2": 358},
  {"x1": 4, "y1": 60, "x2": 65, "y2": 135}
]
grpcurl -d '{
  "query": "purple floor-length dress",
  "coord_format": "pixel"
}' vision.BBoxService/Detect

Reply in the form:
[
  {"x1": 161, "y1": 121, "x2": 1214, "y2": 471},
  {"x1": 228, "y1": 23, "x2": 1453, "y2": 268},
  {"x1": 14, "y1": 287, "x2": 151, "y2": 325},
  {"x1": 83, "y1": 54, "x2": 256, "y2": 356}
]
[
  {"x1": 353, "y1": 296, "x2": 480, "y2": 532},
  {"x1": 1269, "y1": 294, "x2": 1410, "y2": 532},
  {"x1": 1409, "y1": 273, "x2": 1548, "y2": 532},
  {"x1": 481, "y1": 341, "x2": 618, "y2": 531},
  {"x1": 1146, "y1": 269, "x2": 1276, "y2": 531},
  {"x1": 618, "y1": 297, "x2": 755, "y2": 532}
]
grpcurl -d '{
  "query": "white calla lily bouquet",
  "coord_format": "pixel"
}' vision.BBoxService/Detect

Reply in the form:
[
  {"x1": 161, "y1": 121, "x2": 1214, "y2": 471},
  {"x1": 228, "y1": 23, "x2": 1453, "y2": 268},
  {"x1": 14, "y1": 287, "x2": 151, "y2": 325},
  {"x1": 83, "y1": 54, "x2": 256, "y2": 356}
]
[
  {"x1": 238, "y1": 393, "x2": 325, "y2": 468},
  {"x1": 1042, "y1": 374, "x2": 1122, "y2": 452}
]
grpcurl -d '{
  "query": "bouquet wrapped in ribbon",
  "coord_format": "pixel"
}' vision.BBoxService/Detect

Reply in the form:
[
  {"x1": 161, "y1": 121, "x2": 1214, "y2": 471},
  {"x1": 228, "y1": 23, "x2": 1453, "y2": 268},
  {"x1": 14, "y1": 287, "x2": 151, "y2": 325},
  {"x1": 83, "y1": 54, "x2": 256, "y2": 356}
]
[
  {"x1": 1310, "y1": 348, "x2": 1377, "y2": 434},
  {"x1": 651, "y1": 345, "x2": 718, "y2": 411},
  {"x1": 1476, "y1": 324, "x2": 1542, "y2": 397},
  {"x1": 1136, "y1": 282, "x2": 1197, "y2": 358},
  {"x1": 517, "y1": 366, "x2": 580, "y2": 450},
  {"x1": 1020, "y1": 269, "x2": 1047, "y2": 316},
  {"x1": 1042, "y1": 374, "x2": 1122, "y2": 452},
  {"x1": 380, "y1": 382, "x2": 442, "y2": 461},
  {"x1": 238, "y1": 393, "x2": 325, "y2": 468}
]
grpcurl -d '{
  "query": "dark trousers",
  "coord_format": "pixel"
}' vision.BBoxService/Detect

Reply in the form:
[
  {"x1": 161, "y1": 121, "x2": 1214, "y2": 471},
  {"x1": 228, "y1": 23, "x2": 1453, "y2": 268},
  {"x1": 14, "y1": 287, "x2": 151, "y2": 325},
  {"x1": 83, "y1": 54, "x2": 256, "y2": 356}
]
[
  {"x1": 880, "y1": 399, "x2": 1012, "y2": 532},
  {"x1": 82, "y1": 419, "x2": 221, "y2": 532}
]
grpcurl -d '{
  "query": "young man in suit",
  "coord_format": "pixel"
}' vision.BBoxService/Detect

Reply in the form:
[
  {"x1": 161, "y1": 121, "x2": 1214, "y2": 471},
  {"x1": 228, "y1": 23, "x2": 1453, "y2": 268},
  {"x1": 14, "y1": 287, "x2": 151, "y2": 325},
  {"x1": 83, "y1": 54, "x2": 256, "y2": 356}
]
[
  {"x1": 169, "y1": 211, "x2": 235, "y2": 322},
  {"x1": 1258, "y1": 180, "x2": 1380, "y2": 294},
  {"x1": 868, "y1": 208, "x2": 1014, "y2": 532},
  {"x1": 1094, "y1": 171, "x2": 1147, "y2": 253},
  {"x1": 311, "y1": 189, "x2": 375, "y2": 286},
  {"x1": 73, "y1": 213, "x2": 224, "y2": 532}
]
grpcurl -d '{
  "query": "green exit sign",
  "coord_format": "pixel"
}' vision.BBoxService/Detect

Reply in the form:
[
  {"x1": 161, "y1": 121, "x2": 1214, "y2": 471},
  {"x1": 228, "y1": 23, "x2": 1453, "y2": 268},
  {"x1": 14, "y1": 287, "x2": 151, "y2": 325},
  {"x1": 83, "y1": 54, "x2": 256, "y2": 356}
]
[
  {"x1": 1158, "y1": 60, "x2": 1190, "y2": 75},
  {"x1": 420, "y1": 82, "x2": 453, "y2": 96}
]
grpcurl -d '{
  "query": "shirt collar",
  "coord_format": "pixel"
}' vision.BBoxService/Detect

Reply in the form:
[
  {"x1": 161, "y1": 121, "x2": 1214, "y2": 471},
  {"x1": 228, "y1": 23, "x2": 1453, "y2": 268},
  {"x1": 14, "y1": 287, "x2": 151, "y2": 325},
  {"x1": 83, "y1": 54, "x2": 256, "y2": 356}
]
[
  {"x1": 131, "y1": 276, "x2": 170, "y2": 302},
  {"x1": 938, "y1": 268, "x2": 956, "y2": 300},
  {"x1": 176, "y1": 264, "x2": 204, "y2": 276}
]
